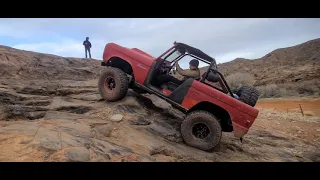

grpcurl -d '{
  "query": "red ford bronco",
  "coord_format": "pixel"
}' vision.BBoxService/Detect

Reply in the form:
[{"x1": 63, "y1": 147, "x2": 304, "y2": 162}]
[{"x1": 98, "y1": 42, "x2": 260, "y2": 151}]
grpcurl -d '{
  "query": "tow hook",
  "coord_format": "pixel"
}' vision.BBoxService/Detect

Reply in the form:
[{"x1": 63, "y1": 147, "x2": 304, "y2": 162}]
[{"x1": 240, "y1": 137, "x2": 243, "y2": 143}]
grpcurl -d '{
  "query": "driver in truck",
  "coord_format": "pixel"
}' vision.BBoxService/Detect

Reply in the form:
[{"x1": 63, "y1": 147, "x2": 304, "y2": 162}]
[{"x1": 154, "y1": 59, "x2": 201, "y2": 88}]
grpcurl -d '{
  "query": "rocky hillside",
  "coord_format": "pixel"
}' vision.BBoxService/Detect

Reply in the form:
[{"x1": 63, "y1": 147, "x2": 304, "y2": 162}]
[
  {"x1": 0, "y1": 43, "x2": 319, "y2": 162},
  {"x1": 0, "y1": 45, "x2": 104, "y2": 81},
  {"x1": 201, "y1": 38, "x2": 320, "y2": 87}
]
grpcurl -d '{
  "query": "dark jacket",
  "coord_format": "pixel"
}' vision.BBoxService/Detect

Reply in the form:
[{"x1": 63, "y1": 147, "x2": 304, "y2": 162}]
[{"x1": 83, "y1": 40, "x2": 92, "y2": 49}]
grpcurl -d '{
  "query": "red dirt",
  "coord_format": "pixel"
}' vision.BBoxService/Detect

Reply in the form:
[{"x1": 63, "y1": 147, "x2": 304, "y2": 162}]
[{"x1": 256, "y1": 98, "x2": 320, "y2": 117}]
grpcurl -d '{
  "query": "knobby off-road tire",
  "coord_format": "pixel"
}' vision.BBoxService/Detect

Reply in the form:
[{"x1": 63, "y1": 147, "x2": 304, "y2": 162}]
[
  {"x1": 98, "y1": 67, "x2": 128, "y2": 102},
  {"x1": 181, "y1": 111, "x2": 222, "y2": 151},
  {"x1": 236, "y1": 85, "x2": 259, "y2": 107}
]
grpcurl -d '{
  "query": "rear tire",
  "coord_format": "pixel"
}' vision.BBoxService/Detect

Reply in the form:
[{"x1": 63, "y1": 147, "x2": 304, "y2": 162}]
[
  {"x1": 235, "y1": 85, "x2": 259, "y2": 107},
  {"x1": 181, "y1": 110, "x2": 222, "y2": 151},
  {"x1": 98, "y1": 67, "x2": 128, "y2": 102}
]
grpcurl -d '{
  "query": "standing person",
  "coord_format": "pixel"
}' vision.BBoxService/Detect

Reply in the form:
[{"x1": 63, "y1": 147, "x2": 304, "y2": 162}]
[{"x1": 83, "y1": 37, "x2": 92, "y2": 58}]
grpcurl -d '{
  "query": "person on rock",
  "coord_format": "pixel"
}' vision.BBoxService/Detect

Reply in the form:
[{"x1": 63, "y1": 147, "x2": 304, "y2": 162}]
[{"x1": 83, "y1": 37, "x2": 92, "y2": 58}]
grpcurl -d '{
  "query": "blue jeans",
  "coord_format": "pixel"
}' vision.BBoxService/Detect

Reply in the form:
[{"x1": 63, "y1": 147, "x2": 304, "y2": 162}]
[{"x1": 85, "y1": 47, "x2": 91, "y2": 58}]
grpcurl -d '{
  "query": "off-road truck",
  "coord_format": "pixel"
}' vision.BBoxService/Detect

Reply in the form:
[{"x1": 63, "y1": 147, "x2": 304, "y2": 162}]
[{"x1": 98, "y1": 42, "x2": 260, "y2": 151}]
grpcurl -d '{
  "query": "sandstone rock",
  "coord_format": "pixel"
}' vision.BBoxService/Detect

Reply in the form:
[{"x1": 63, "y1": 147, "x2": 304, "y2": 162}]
[
  {"x1": 110, "y1": 114, "x2": 123, "y2": 122},
  {"x1": 91, "y1": 139, "x2": 133, "y2": 155},
  {"x1": 129, "y1": 116, "x2": 151, "y2": 125},
  {"x1": 303, "y1": 152, "x2": 320, "y2": 162},
  {"x1": 59, "y1": 122, "x2": 92, "y2": 139},
  {"x1": 91, "y1": 148, "x2": 111, "y2": 162},
  {"x1": 117, "y1": 104, "x2": 137, "y2": 114},
  {"x1": 147, "y1": 94, "x2": 171, "y2": 110},
  {"x1": 284, "y1": 143, "x2": 295, "y2": 148},
  {"x1": 28, "y1": 111, "x2": 47, "y2": 120},
  {"x1": 64, "y1": 147, "x2": 90, "y2": 162},
  {"x1": 60, "y1": 132, "x2": 90, "y2": 148},
  {"x1": 55, "y1": 106, "x2": 91, "y2": 114},
  {"x1": 71, "y1": 93, "x2": 101, "y2": 101},
  {"x1": 94, "y1": 124, "x2": 113, "y2": 137},
  {"x1": 1, "y1": 122, "x2": 38, "y2": 135},
  {"x1": 44, "y1": 111, "x2": 91, "y2": 121},
  {"x1": 5, "y1": 105, "x2": 48, "y2": 120},
  {"x1": 33, "y1": 127, "x2": 61, "y2": 151},
  {"x1": 145, "y1": 123, "x2": 182, "y2": 143},
  {"x1": 286, "y1": 158, "x2": 300, "y2": 162},
  {"x1": 0, "y1": 91, "x2": 27, "y2": 105},
  {"x1": 140, "y1": 155, "x2": 156, "y2": 162},
  {"x1": 119, "y1": 154, "x2": 140, "y2": 162}
]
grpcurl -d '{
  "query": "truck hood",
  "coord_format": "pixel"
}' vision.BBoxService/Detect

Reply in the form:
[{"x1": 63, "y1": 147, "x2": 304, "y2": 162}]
[
  {"x1": 130, "y1": 48, "x2": 154, "y2": 59},
  {"x1": 106, "y1": 43, "x2": 156, "y2": 67}
]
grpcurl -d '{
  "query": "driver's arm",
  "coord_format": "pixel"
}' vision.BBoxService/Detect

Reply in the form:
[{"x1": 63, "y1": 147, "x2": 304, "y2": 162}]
[{"x1": 175, "y1": 63, "x2": 199, "y2": 78}]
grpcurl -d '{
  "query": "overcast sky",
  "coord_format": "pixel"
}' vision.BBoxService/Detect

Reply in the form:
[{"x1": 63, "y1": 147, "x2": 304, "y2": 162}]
[{"x1": 0, "y1": 18, "x2": 319, "y2": 66}]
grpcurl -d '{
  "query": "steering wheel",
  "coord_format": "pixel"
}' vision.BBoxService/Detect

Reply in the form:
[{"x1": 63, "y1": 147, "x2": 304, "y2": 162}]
[
  {"x1": 156, "y1": 61, "x2": 171, "y2": 75},
  {"x1": 157, "y1": 60, "x2": 179, "y2": 75},
  {"x1": 162, "y1": 62, "x2": 178, "y2": 75}
]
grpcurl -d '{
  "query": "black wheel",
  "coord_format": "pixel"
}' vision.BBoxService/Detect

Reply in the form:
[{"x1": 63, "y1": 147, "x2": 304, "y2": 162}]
[
  {"x1": 98, "y1": 67, "x2": 128, "y2": 102},
  {"x1": 235, "y1": 85, "x2": 259, "y2": 107},
  {"x1": 181, "y1": 111, "x2": 222, "y2": 151}
]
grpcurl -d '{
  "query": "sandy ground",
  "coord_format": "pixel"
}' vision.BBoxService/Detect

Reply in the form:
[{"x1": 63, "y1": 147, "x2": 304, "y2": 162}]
[
  {"x1": 0, "y1": 79, "x2": 319, "y2": 162},
  {"x1": 256, "y1": 97, "x2": 320, "y2": 117}
]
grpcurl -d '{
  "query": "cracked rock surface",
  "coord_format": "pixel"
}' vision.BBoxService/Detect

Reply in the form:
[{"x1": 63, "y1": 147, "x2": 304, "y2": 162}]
[{"x1": 0, "y1": 45, "x2": 319, "y2": 162}]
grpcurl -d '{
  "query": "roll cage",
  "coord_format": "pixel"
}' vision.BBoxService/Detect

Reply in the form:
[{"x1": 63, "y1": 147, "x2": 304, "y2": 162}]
[{"x1": 158, "y1": 41, "x2": 235, "y2": 98}]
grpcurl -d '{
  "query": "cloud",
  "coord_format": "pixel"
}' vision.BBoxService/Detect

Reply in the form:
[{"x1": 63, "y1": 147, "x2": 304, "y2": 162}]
[
  {"x1": 13, "y1": 40, "x2": 84, "y2": 58},
  {"x1": 13, "y1": 39, "x2": 107, "y2": 59},
  {"x1": 1, "y1": 18, "x2": 320, "y2": 63}
]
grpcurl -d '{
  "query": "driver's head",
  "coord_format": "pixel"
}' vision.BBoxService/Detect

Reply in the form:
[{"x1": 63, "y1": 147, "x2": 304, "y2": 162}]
[
  {"x1": 189, "y1": 59, "x2": 199, "y2": 70},
  {"x1": 86, "y1": 37, "x2": 89, "y2": 40}
]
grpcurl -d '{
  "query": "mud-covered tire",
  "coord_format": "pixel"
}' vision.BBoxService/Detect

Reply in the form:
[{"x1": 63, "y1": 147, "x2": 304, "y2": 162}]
[
  {"x1": 235, "y1": 85, "x2": 259, "y2": 107},
  {"x1": 181, "y1": 111, "x2": 222, "y2": 151},
  {"x1": 98, "y1": 67, "x2": 128, "y2": 102}
]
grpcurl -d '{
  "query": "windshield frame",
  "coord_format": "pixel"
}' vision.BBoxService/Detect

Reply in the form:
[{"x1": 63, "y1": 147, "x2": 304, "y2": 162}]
[
  {"x1": 161, "y1": 47, "x2": 211, "y2": 66},
  {"x1": 161, "y1": 48, "x2": 183, "y2": 62}
]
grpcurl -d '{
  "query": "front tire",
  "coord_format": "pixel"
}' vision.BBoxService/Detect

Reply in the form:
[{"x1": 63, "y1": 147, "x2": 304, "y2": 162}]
[
  {"x1": 98, "y1": 67, "x2": 128, "y2": 102},
  {"x1": 181, "y1": 110, "x2": 222, "y2": 151}
]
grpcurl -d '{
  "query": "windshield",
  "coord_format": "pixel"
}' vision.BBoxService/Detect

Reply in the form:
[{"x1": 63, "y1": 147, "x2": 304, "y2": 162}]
[{"x1": 161, "y1": 49, "x2": 184, "y2": 62}]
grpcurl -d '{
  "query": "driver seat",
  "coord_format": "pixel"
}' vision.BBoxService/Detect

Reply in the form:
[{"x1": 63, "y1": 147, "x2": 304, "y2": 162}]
[
  {"x1": 168, "y1": 78, "x2": 194, "y2": 104},
  {"x1": 161, "y1": 76, "x2": 200, "y2": 92}
]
